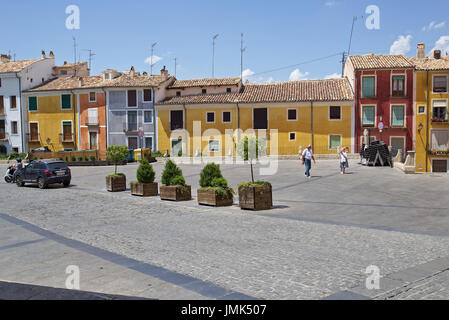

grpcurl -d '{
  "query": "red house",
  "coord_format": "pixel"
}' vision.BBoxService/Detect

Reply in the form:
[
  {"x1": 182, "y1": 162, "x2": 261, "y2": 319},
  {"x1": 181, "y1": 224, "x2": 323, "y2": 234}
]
[{"x1": 344, "y1": 54, "x2": 415, "y2": 157}]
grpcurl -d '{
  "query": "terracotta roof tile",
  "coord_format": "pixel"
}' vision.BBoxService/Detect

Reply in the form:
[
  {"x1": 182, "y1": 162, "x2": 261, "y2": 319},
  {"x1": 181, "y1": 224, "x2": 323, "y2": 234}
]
[
  {"x1": 0, "y1": 59, "x2": 41, "y2": 73},
  {"x1": 349, "y1": 54, "x2": 414, "y2": 70},
  {"x1": 104, "y1": 74, "x2": 171, "y2": 87},
  {"x1": 169, "y1": 77, "x2": 241, "y2": 88},
  {"x1": 157, "y1": 78, "x2": 354, "y2": 105},
  {"x1": 408, "y1": 56, "x2": 449, "y2": 71}
]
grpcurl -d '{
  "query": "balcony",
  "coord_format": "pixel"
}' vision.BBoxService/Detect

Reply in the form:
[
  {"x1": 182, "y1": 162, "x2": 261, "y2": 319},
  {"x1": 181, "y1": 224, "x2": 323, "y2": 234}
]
[
  {"x1": 431, "y1": 118, "x2": 449, "y2": 124},
  {"x1": 26, "y1": 133, "x2": 40, "y2": 142},
  {"x1": 123, "y1": 122, "x2": 138, "y2": 134},
  {"x1": 428, "y1": 149, "x2": 449, "y2": 156},
  {"x1": 87, "y1": 116, "x2": 99, "y2": 126}
]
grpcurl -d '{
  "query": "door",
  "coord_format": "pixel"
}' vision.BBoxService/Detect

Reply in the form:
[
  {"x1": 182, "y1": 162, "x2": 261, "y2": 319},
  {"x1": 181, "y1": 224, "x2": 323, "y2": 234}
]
[
  {"x1": 253, "y1": 108, "x2": 268, "y2": 129},
  {"x1": 433, "y1": 160, "x2": 448, "y2": 173},
  {"x1": 89, "y1": 132, "x2": 98, "y2": 149},
  {"x1": 128, "y1": 137, "x2": 138, "y2": 150},
  {"x1": 171, "y1": 138, "x2": 182, "y2": 156},
  {"x1": 390, "y1": 137, "x2": 405, "y2": 160},
  {"x1": 30, "y1": 123, "x2": 39, "y2": 141},
  {"x1": 0, "y1": 120, "x2": 5, "y2": 140},
  {"x1": 24, "y1": 163, "x2": 38, "y2": 181},
  {"x1": 127, "y1": 111, "x2": 137, "y2": 131}
]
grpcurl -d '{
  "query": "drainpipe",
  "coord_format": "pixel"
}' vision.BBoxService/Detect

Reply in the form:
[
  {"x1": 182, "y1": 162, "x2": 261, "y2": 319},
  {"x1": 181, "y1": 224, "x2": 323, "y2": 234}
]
[
  {"x1": 425, "y1": 71, "x2": 430, "y2": 172},
  {"x1": 354, "y1": 72, "x2": 359, "y2": 153},
  {"x1": 70, "y1": 89, "x2": 77, "y2": 150},
  {"x1": 15, "y1": 72, "x2": 25, "y2": 153},
  {"x1": 101, "y1": 87, "x2": 107, "y2": 157},
  {"x1": 310, "y1": 101, "x2": 314, "y2": 149},
  {"x1": 183, "y1": 103, "x2": 186, "y2": 155},
  {"x1": 236, "y1": 101, "x2": 240, "y2": 141}
]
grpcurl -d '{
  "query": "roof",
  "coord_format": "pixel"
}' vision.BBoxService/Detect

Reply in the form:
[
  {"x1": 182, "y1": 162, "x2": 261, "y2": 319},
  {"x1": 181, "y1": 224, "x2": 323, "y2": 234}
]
[
  {"x1": 408, "y1": 56, "x2": 449, "y2": 71},
  {"x1": 169, "y1": 77, "x2": 241, "y2": 89},
  {"x1": 349, "y1": 54, "x2": 414, "y2": 70},
  {"x1": 0, "y1": 59, "x2": 40, "y2": 73},
  {"x1": 158, "y1": 78, "x2": 354, "y2": 105},
  {"x1": 54, "y1": 62, "x2": 88, "y2": 69},
  {"x1": 104, "y1": 74, "x2": 171, "y2": 88}
]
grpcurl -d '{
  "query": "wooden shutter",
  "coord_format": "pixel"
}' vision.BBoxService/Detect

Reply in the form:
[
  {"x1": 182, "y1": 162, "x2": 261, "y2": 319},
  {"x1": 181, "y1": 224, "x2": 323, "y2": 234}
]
[
  {"x1": 170, "y1": 110, "x2": 183, "y2": 130},
  {"x1": 63, "y1": 122, "x2": 72, "y2": 141},
  {"x1": 144, "y1": 89, "x2": 152, "y2": 101},
  {"x1": 128, "y1": 90, "x2": 137, "y2": 107},
  {"x1": 61, "y1": 94, "x2": 71, "y2": 109},
  {"x1": 28, "y1": 97, "x2": 37, "y2": 111},
  {"x1": 253, "y1": 108, "x2": 268, "y2": 129},
  {"x1": 362, "y1": 77, "x2": 375, "y2": 97},
  {"x1": 10, "y1": 96, "x2": 16, "y2": 109},
  {"x1": 30, "y1": 123, "x2": 38, "y2": 141}
]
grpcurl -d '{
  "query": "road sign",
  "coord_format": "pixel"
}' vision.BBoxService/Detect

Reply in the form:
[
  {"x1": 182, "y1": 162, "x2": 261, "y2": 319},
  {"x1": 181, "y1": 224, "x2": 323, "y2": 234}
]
[
  {"x1": 138, "y1": 129, "x2": 144, "y2": 138},
  {"x1": 378, "y1": 122, "x2": 384, "y2": 130}
]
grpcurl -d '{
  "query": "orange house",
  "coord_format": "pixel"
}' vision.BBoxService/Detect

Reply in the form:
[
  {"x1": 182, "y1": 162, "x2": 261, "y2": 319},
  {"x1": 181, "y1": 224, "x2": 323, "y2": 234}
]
[{"x1": 79, "y1": 90, "x2": 107, "y2": 159}]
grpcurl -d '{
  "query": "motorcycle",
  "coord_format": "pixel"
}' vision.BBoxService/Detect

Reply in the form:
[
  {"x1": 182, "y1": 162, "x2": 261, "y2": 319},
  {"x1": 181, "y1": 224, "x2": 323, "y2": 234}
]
[{"x1": 4, "y1": 165, "x2": 15, "y2": 183}]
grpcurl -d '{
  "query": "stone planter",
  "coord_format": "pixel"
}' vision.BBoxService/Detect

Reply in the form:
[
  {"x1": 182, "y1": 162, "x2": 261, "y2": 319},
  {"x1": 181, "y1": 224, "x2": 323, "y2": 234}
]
[
  {"x1": 197, "y1": 189, "x2": 234, "y2": 207},
  {"x1": 238, "y1": 184, "x2": 272, "y2": 211},
  {"x1": 131, "y1": 182, "x2": 158, "y2": 197},
  {"x1": 160, "y1": 185, "x2": 191, "y2": 201},
  {"x1": 106, "y1": 175, "x2": 126, "y2": 192}
]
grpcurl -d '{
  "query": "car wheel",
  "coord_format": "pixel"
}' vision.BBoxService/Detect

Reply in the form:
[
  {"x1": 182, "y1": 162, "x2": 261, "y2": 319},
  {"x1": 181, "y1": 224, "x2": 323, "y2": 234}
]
[
  {"x1": 63, "y1": 180, "x2": 70, "y2": 187},
  {"x1": 37, "y1": 177, "x2": 47, "y2": 189},
  {"x1": 16, "y1": 177, "x2": 25, "y2": 187}
]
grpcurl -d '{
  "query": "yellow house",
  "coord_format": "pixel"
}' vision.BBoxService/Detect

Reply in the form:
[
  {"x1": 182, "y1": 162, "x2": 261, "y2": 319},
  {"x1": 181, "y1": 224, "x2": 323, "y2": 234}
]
[
  {"x1": 155, "y1": 78, "x2": 354, "y2": 157},
  {"x1": 410, "y1": 44, "x2": 449, "y2": 173}
]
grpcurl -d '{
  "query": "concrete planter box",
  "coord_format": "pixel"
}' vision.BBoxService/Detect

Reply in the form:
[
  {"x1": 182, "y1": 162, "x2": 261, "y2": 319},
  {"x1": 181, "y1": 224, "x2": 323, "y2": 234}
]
[
  {"x1": 238, "y1": 184, "x2": 272, "y2": 211},
  {"x1": 160, "y1": 185, "x2": 191, "y2": 201},
  {"x1": 106, "y1": 175, "x2": 126, "y2": 192},
  {"x1": 131, "y1": 182, "x2": 158, "y2": 197},
  {"x1": 197, "y1": 189, "x2": 234, "y2": 207}
]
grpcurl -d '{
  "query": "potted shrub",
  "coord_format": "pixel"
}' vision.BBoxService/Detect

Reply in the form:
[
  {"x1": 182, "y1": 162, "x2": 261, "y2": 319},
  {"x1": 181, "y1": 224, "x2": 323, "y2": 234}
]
[
  {"x1": 197, "y1": 163, "x2": 234, "y2": 207},
  {"x1": 130, "y1": 159, "x2": 158, "y2": 196},
  {"x1": 105, "y1": 145, "x2": 129, "y2": 192},
  {"x1": 236, "y1": 136, "x2": 272, "y2": 210},
  {"x1": 160, "y1": 159, "x2": 191, "y2": 201}
]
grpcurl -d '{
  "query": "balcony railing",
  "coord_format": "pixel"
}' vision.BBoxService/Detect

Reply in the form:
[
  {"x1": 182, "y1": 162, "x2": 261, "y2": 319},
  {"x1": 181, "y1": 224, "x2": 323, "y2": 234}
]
[
  {"x1": 123, "y1": 122, "x2": 138, "y2": 133},
  {"x1": 87, "y1": 116, "x2": 98, "y2": 125},
  {"x1": 431, "y1": 118, "x2": 449, "y2": 124},
  {"x1": 428, "y1": 149, "x2": 449, "y2": 155},
  {"x1": 26, "y1": 133, "x2": 40, "y2": 142}
]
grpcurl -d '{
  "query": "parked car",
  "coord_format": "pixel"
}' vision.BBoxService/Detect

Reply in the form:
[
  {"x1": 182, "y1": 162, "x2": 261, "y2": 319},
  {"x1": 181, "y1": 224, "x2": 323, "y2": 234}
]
[{"x1": 15, "y1": 159, "x2": 71, "y2": 189}]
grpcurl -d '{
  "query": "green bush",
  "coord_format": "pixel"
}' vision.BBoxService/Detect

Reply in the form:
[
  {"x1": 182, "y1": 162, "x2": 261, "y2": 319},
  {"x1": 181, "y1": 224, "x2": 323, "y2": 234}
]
[
  {"x1": 199, "y1": 163, "x2": 223, "y2": 188},
  {"x1": 161, "y1": 160, "x2": 183, "y2": 186},
  {"x1": 78, "y1": 156, "x2": 83, "y2": 161},
  {"x1": 211, "y1": 177, "x2": 228, "y2": 189},
  {"x1": 65, "y1": 156, "x2": 69, "y2": 162},
  {"x1": 106, "y1": 145, "x2": 130, "y2": 174},
  {"x1": 170, "y1": 175, "x2": 185, "y2": 186},
  {"x1": 238, "y1": 181, "x2": 272, "y2": 192},
  {"x1": 90, "y1": 156, "x2": 96, "y2": 161},
  {"x1": 71, "y1": 156, "x2": 76, "y2": 161},
  {"x1": 84, "y1": 156, "x2": 89, "y2": 161},
  {"x1": 7, "y1": 152, "x2": 26, "y2": 160},
  {"x1": 136, "y1": 159, "x2": 155, "y2": 183},
  {"x1": 59, "y1": 157, "x2": 63, "y2": 161},
  {"x1": 178, "y1": 150, "x2": 182, "y2": 157},
  {"x1": 151, "y1": 150, "x2": 164, "y2": 157}
]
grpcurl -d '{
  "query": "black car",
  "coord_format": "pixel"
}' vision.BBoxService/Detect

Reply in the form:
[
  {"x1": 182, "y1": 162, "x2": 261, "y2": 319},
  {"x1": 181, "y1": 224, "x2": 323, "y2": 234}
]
[{"x1": 16, "y1": 160, "x2": 71, "y2": 189}]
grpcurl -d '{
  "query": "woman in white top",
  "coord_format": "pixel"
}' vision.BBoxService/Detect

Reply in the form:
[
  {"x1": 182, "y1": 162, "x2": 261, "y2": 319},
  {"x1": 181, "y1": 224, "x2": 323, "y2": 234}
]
[{"x1": 339, "y1": 147, "x2": 349, "y2": 174}]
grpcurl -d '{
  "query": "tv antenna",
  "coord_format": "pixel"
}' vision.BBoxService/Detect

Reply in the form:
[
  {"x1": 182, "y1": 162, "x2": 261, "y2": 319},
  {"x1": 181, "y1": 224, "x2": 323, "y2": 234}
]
[
  {"x1": 72, "y1": 36, "x2": 77, "y2": 64},
  {"x1": 150, "y1": 42, "x2": 157, "y2": 75},
  {"x1": 240, "y1": 33, "x2": 246, "y2": 80},
  {"x1": 83, "y1": 49, "x2": 96, "y2": 70},
  {"x1": 174, "y1": 57, "x2": 178, "y2": 78},
  {"x1": 212, "y1": 34, "x2": 219, "y2": 78}
]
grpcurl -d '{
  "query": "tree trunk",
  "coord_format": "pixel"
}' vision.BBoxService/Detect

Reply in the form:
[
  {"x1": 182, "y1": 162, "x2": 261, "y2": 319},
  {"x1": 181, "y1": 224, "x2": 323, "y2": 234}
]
[
  {"x1": 115, "y1": 163, "x2": 117, "y2": 174},
  {"x1": 250, "y1": 161, "x2": 254, "y2": 183}
]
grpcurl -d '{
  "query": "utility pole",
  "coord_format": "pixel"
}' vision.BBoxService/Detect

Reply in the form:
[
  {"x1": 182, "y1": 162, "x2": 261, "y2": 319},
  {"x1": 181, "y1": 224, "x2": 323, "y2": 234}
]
[
  {"x1": 212, "y1": 34, "x2": 219, "y2": 78},
  {"x1": 347, "y1": 16, "x2": 357, "y2": 58},
  {"x1": 174, "y1": 57, "x2": 177, "y2": 78},
  {"x1": 341, "y1": 51, "x2": 346, "y2": 77},
  {"x1": 240, "y1": 33, "x2": 246, "y2": 80},
  {"x1": 150, "y1": 42, "x2": 157, "y2": 75}
]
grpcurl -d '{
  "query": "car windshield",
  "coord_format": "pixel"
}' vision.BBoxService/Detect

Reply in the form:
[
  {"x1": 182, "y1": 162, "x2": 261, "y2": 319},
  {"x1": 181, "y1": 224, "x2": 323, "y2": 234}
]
[{"x1": 47, "y1": 162, "x2": 68, "y2": 170}]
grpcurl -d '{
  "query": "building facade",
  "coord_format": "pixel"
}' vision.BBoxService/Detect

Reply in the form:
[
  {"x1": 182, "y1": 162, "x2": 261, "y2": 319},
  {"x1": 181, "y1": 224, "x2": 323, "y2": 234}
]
[
  {"x1": 156, "y1": 78, "x2": 354, "y2": 157},
  {"x1": 0, "y1": 51, "x2": 54, "y2": 154},
  {"x1": 344, "y1": 54, "x2": 415, "y2": 158}
]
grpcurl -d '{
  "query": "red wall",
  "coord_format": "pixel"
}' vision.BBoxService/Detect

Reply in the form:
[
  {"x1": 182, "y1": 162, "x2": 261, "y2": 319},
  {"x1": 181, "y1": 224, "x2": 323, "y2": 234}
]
[{"x1": 355, "y1": 69, "x2": 414, "y2": 153}]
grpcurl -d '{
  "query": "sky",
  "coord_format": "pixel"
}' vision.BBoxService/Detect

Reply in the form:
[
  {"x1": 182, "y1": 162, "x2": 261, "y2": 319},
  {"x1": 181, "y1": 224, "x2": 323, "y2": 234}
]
[{"x1": 1, "y1": 0, "x2": 449, "y2": 83}]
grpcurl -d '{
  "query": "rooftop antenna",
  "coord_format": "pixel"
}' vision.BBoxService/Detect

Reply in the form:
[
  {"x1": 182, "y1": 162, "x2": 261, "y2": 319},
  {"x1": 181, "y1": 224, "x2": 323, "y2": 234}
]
[
  {"x1": 240, "y1": 33, "x2": 246, "y2": 81},
  {"x1": 83, "y1": 49, "x2": 96, "y2": 70},
  {"x1": 174, "y1": 57, "x2": 178, "y2": 78},
  {"x1": 212, "y1": 34, "x2": 219, "y2": 78},
  {"x1": 72, "y1": 36, "x2": 77, "y2": 64},
  {"x1": 342, "y1": 16, "x2": 362, "y2": 76},
  {"x1": 150, "y1": 42, "x2": 157, "y2": 75}
]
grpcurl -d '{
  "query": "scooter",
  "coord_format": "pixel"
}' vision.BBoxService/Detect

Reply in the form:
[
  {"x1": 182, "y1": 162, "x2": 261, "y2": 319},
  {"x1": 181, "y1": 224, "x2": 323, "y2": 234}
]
[{"x1": 4, "y1": 165, "x2": 15, "y2": 183}]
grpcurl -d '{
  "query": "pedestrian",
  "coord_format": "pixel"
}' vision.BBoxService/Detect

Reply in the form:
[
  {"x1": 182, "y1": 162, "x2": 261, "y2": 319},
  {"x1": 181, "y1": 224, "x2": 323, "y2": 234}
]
[
  {"x1": 302, "y1": 145, "x2": 316, "y2": 178},
  {"x1": 339, "y1": 147, "x2": 349, "y2": 174}
]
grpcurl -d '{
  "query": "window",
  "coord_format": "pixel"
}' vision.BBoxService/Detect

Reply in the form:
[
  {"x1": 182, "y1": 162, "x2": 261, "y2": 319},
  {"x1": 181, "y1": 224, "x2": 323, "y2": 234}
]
[
  {"x1": 432, "y1": 100, "x2": 448, "y2": 121},
  {"x1": 143, "y1": 89, "x2": 152, "y2": 102},
  {"x1": 89, "y1": 92, "x2": 96, "y2": 102},
  {"x1": 433, "y1": 75, "x2": 448, "y2": 93},
  {"x1": 329, "y1": 106, "x2": 341, "y2": 120},
  {"x1": 206, "y1": 111, "x2": 215, "y2": 123},
  {"x1": 104, "y1": 73, "x2": 110, "y2": 80},
  {"x1": 202, "y1": 89, "x2": 207, "y2": 94},
  {"x1": 176, "y1": 91, "x2": 181, "y2": 97},
  {"x1": 362, "y1": 76, "x2": 375, "y2": 98},
  {"x1": 128, "y1": 137, "x2": 138, "y2": 150},
  {"x1": 222, "y1": 111, "x2": 231, "y2": 123},
  {"x1": 391, "y1": 105, "x2": 405, "y2": 127},
  {"x1": 0, "y1": 120, "x2": 5, "y2": 139},
  {"x1": 418, "y1": 105, "x2": 426, "y2": 114},
  {"x1": 61, "y1": 70, "x2": 68, "y2": 75},
  {"x1": 145, "y1": 137, "x2": 153, "y2": 149},
  {"x1": 253, "y1": 108, "x2": 268, "y2": 129},
  {"x1": 89, "y1": 131, "x2": 97, "y2": 149},
  {"x1": 209, "y1": 140, "x2": 219, "y2": 152},
  {"x1": 431, "y1": 130, "x2": 448, "y2": 151},
  {"x1": 144, "y1": 110, "x2": 153, "y2": 123},
  {"x1": 62, "y1": 121, "x2": 73, "y2": 142},
  {"x1": 170, "y1": 110, "x2": 183, "y2": 130},
  {"x1": 392, "y1": 75, "x2": 405, "y2": 96},
  {"x1": 0, "y1": 96, "x2": 4, "y2": 114},
  {"x1": 362, "y1": 106, "x2": 375, "y2": 127},
  {"x1": 287, "y1": 109, "x2": 297, "y2": 121},
  {"x1": 11, "y1": 121, "x2": 18, "y2": 134},
  {"x1": 29, "y1": 123, "x2": 39, "y2": 141},
  {"x1": 127, "y1": 90, "x2": 137, "y2": 107},
  {"x1": 226, "y1": 88, "x2": 231, "y2": 93},
  {"x1": 329, "y1": 135, "x2": 341, "y2": 149},
  {"x1": 127, "y1": 111, "x2": 137, "y2": 131},
  {"x1": 61, "y1": 94, "x2": 71, "y2": 109},
  {"x1": 88, "y1": 108, "x2": 98, "y2": 125},
  {"x1": 12, "y1": 147, "x2": 19, "y2": 153},
  {"x1": 29, "y1": 97, "x2": 37, "y2": 111},
  {"x1": 10, "y1": 96, "x2": 16, "y2": 109},
  {"x1": 289, "y1": 132, "x2": 296, "y2": 141}
]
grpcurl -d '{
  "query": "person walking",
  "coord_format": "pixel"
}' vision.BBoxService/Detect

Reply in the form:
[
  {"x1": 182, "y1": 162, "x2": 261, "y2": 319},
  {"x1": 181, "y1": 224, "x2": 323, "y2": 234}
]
[
  {"x1": 302, "y1": 145, "x2": 316, "y2": 178},
  {"x1": 339, "y1": 147, "x2": 349, "y2": 174}
]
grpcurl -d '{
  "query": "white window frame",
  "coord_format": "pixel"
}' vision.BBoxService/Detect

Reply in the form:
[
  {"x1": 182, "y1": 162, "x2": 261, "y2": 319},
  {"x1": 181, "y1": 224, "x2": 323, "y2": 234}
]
[
  {"x1": 89, "y1": 92, "x2": 96, "y2": 102},
  {"x1": 390, "y1": 104, "x2": 406, "y2": 128},
  {"x1": 361, "y1": 104, "x2": 377, "y2": 128},
  {"x1": 328, "y1": 106, "x2": 342, "y2": 121},
  {"x1": 143, "y1": 110, "x2": 153, "y2": 124},
  {"x1": 417, "y1": 105, "x2": 426, "y2": 114},
  {"x1": 28, "y1": 96, "x2": 38, "y2": 112},
  {"x1": 144, "y1": 136, "x2": 153, "y2": 150},
  {"x1": 361, "y1": 74, "x2": 377, "y2": 98},
  {"x1": 389, "y1": 136, "x2": 406, "y2": 154},
  {"x1": 430, "y1": 129, "x2": 449, "y2": 151},
  {"x1": 60, "y1": 94, "x2": 72, "y2": 110},
  {"x1": 208, "y1": 140, "x2": 220, "y2": 152},
  {"x1": 432, "y1": 74, "x2": 448, "y2": 94},
  {"x1": 10, "y1": 121, "x2": 18, "y2": 135},
  {"x1": 286, "y1": 108, "x2": 298, "y2": 121},
  {"x1": 222, "y1": 110, "x2": 232, "y2": 123},
  {"x1": 329, "y1": 134, "x2": 342, "y2": 150},
  {"x1": 391, "y1": 73, "x2": 407, "y2": 97},
  {"x1": 206, "y1": 111, "x2": 216, "y2": 124},
  {"x1": 432, "y1": 99, "x2": 448, "y2": 121},
  {"x1": 143, "y1": 89, "x2": 153, "y2": 102}
]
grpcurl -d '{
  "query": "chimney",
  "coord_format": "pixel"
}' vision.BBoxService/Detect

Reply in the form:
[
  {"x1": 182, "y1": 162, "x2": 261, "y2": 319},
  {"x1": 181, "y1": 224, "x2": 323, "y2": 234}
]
[
  {"x1": 64, "y1": 61, "x2": 67, "y2": 65},
  {"x1": 417, "y1": 43, "x2": 425, "y2": 59},
  {"x1": 130, "y1": 66, "x2": 135, "y2": 78},
  {"x1": 434, "y1": 50, "x2": 442, "y2": 59},
  {"x1": 41, "y1": 50, "x2": 46, "y2": 59},
  {"x1": 49, "y1": 51, "x2": 55, "y2": 59},
  {"x1": 78, "y1": 77, "x2": 84, "y2": 87},
  {"x1": 160, "y1": 65, "x2": 168, "y2": 79},
  {"x1": 142, "y1": 71, "x2": 148, "y2": 76},
  {"x1": 1, "y1": 54, "x2": 11, "y2": 63}
]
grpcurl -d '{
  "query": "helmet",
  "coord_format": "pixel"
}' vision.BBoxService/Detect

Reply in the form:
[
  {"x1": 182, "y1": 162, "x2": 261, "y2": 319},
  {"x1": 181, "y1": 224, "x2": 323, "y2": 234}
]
[{"x1": 17, "y1": 159, "x2": 22, "y2": 163}]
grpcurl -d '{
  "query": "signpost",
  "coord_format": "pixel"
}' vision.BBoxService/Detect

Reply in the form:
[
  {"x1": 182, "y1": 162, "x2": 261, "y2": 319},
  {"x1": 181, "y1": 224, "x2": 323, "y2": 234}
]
[
  {"x1": 378, "y1": 122, "x2": 384, "y2": 142},
  {"x1": 139, "y1": 129, "x2": 144, "y2": 160}
]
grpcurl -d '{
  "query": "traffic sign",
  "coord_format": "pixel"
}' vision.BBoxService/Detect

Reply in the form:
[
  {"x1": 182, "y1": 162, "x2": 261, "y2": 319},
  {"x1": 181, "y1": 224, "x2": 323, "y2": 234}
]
[
  {"x1": 138, "y1": 129, "x2": 144, "y2": 138},
  {"x1": 378, "y1": 122, "x2": 384, "y2": 130}
]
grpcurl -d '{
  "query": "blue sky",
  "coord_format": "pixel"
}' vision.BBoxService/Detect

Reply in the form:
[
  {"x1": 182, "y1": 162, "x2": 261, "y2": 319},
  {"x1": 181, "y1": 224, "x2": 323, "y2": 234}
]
[{"x1": 1, "y1": 0, "x2": 449, "y2": 82}]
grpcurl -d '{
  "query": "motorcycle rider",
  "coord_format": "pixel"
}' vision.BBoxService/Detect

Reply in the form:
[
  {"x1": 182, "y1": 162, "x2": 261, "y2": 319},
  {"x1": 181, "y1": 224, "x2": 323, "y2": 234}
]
[{"x1": 12, "y1": 158, "x2": 23, "y2": 181}]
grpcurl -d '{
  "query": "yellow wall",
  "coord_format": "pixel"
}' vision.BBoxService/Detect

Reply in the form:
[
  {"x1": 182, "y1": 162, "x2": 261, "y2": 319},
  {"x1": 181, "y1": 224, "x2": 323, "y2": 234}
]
[
  {"x1": 415, "y1": 70, "x2": 449, "y2": 172},
  {"x1": 27, "y1": 94, "x2": 78, "y2": 152},
  {"x1": 157, "y1": 102, "x2": 353, "y2": 156}
]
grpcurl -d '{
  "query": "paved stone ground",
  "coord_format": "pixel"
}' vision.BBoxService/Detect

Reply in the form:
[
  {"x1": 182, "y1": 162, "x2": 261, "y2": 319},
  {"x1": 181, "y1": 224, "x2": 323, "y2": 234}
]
[{"x1": 0, "y1": 159, "x2": 448, "y2": 299}]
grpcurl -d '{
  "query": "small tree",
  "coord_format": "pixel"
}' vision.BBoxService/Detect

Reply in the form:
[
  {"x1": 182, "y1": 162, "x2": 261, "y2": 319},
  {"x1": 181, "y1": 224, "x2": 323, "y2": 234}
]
[
  {"x1": 161, "y1": 159, "x2": 183, "y2": 186},
  {"x1": 199, "y1": 163, "x2": 223, "y2": 188},
  {"x1": 236, "y1": 136, "x2": 267, "y2": 183},
  {"x1": 136, "y1": 159, "x2": 155, "y2": 183},
  {"x1": 106, "y1": 145, "x2": 129, "y2": 174}
]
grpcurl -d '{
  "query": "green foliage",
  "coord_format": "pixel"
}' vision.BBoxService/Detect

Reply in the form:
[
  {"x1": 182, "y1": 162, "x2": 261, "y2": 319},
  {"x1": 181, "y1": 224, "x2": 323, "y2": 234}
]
[
  {"x1": 84, "y1": 156, "x2": 89, "y2": 161},
  {"x1": 106, "y1": 173, "x2": 125, "y2": 178},
  {"x1": 65, "y1": 156, "x2": 69, "y2": 162},
  {"x1": 151, "y1": 150, "x2": 164, "y2": 157},
  {"x1": 236, "y1": 136, "x2": 267, "y2": 161},
  {"x1": 59, "y1": 157, "x2": 63, "y2": 161},
  {"x1": 170, "y1": 175, "x2": 185, "y2": 186},
  {"x1": 106, "y1": 145, "x2": 130, "y2": 174},
  {"x1": 199, "y1": 163, "x2": 223, "y2": 188},
  {"x1": 178, "y1": 150, "x2": 182, "y2": 157},
  {"x1": 161, "y1": 160, "x2": 183, "y2": 186},
  {"x1": 211, "y1": 177, "x2": 228, "y2": 189},
  {"x1": 71, "y1": 156, "x2": 76, "y2": 161},
  {"x1": 7, "y1": 152, "x2": 27, "y2": 160},
  {"x1": 238, "y1": 180, "x2": 272, "y2": 192},
  {"x1": 78, "y1": 156, "x2": 83, "y2": 161},
  {"x1": 90, "y1": 156, "x2": 96, "y2": 161},
  {"x1": 136, "y1": 159, "x2": 155, "y2": 183}
]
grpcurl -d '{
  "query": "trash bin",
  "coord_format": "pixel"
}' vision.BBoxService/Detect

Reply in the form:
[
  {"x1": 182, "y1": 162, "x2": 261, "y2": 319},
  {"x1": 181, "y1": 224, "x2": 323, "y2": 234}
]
[
  {"x1": 126, "y1": 149, "x2": 134, "y2": 162},
  {"x1": 134, "y1": 148, "x2": 151, "y2": 162}
]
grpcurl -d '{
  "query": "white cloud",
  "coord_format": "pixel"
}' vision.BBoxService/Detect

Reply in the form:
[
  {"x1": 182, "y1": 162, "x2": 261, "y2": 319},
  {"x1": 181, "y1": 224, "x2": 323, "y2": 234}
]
[
  {"x1": 144, "y1": 55, "x2": 162, "y2": 66},
  {"x1": 241, "y1": 68, "x2": 255, "y2": 81},
  {"x1": 289, "y1": 69, "x2": 310, "y2": 81},
  {"x1": 422, "y1": 21, "x2": 446, "y2": 31},
  {"x1": 325, "y1": 72, "x2": 341, "y2": 79},
  {"x1": 325, "y1": 1, "x2": 337, "y2": 7},
  {"x1": 389, "y1": 35, "x2": 412, "y2": 55},
  {"x1": 430, "y1": 35, "x2": 449, "y2": 55},
  {"x1": 241, "y1": 69, "x2": 276, "y2": 83}
]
